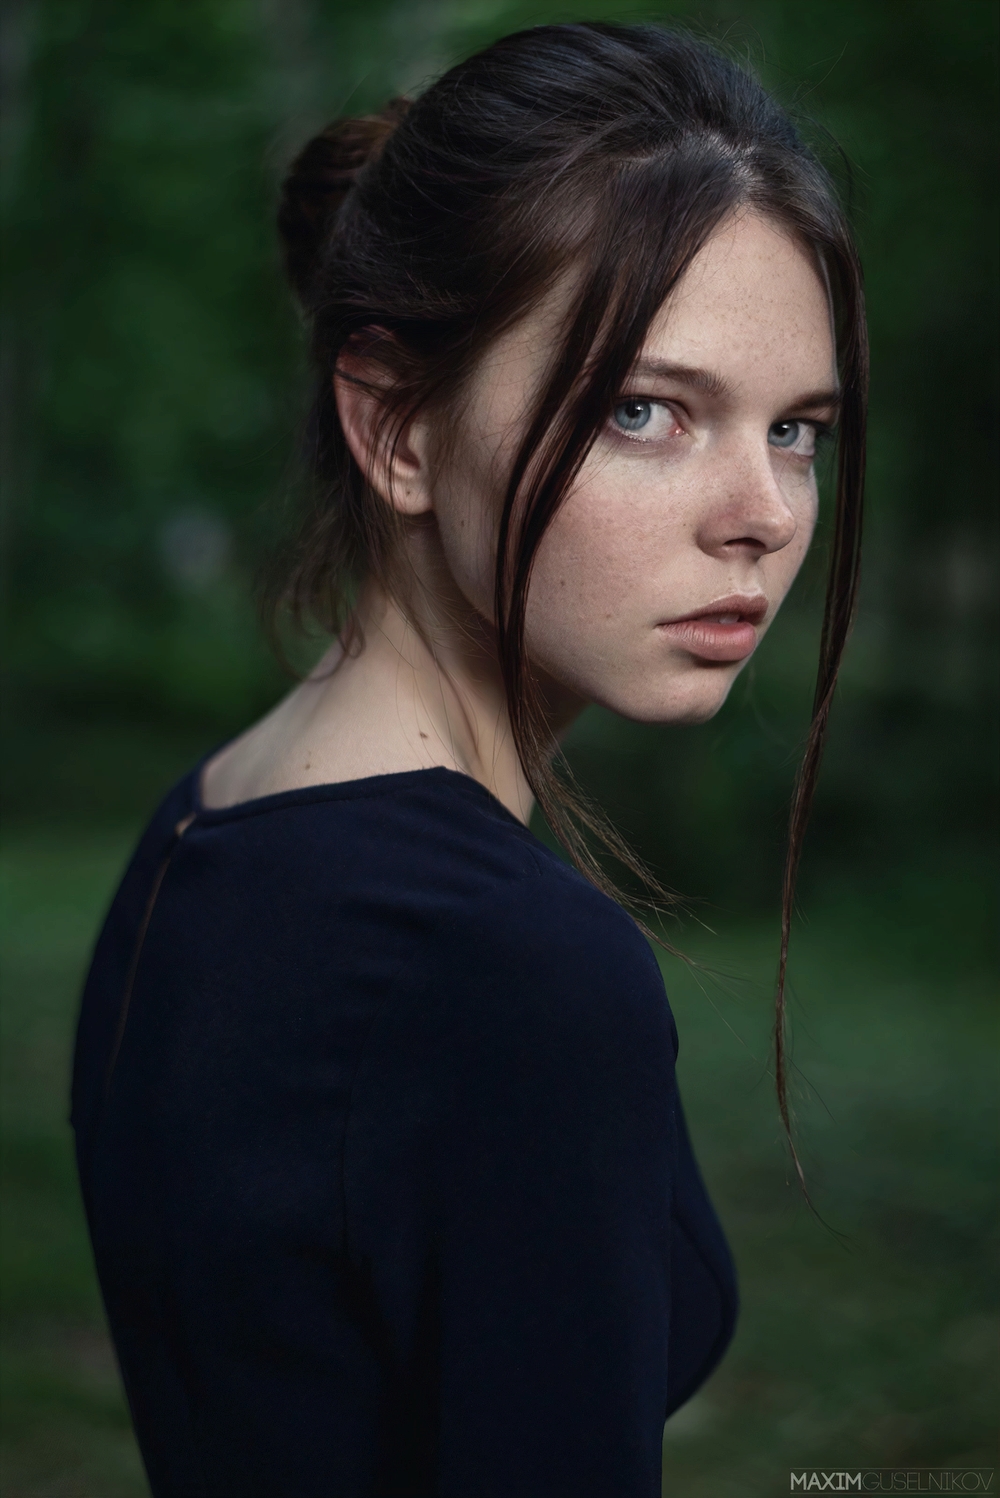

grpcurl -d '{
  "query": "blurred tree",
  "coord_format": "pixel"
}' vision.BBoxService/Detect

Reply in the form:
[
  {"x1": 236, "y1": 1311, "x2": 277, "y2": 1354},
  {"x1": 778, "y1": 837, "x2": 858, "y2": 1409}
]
[{"x1": 1, "y1": 0, "x2": 996, "y2": 911}]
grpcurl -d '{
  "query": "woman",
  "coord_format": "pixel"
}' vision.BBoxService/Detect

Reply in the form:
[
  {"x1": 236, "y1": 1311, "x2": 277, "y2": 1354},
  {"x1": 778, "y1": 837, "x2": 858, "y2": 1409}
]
[{"x1": 71, "y1": 21, "x2": 865, "y2": 1498}]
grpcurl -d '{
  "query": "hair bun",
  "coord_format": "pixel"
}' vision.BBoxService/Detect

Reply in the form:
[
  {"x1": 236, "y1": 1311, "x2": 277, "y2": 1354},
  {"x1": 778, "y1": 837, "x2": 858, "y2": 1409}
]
[{"x1": 278, "y1": 98, "x2": 410, "y2": 306}]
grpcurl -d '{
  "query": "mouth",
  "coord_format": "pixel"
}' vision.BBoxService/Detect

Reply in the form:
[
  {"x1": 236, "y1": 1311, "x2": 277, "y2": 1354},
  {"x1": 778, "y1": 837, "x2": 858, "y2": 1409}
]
[{"x1": 657, "y1": 593, "x2": 768, "y2": 664}]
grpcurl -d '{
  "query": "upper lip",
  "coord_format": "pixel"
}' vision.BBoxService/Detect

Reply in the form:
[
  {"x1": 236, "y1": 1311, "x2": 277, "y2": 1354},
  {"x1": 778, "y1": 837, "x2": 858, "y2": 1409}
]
[{"x1": 662, "y1": 593, "x2": 769, "y2": 627}]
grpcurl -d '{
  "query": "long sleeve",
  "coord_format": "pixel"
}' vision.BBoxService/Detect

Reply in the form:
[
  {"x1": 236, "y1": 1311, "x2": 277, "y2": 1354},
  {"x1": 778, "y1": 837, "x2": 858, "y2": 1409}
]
[{"x1": 345, "y1": 864, "x2": 679, "y2": 1498}]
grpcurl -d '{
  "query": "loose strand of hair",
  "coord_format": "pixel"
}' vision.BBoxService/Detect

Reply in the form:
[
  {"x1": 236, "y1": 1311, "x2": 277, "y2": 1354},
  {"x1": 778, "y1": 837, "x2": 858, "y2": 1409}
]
[{"x1": 773, "y1": 290, "x2": 867, "y2": 1206}]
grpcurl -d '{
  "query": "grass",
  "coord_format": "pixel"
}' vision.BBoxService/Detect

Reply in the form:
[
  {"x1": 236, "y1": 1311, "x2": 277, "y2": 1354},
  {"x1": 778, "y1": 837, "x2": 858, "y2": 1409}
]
[{"x1": 0, "y1": 826, "x2": 996, "y2": 1496}]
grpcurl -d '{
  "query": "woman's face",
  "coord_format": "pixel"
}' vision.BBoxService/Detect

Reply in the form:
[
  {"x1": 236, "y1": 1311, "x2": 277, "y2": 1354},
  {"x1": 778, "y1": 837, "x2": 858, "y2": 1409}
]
[{"x1": 424, "y1": 209, "x2": 840, "y2": 725}]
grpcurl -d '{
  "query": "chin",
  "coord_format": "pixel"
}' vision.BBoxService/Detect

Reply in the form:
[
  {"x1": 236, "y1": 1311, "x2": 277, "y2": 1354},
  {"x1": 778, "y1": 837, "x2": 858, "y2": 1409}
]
[{"x1": 602, "y1": 664, "x2": 741, "y2": 726}]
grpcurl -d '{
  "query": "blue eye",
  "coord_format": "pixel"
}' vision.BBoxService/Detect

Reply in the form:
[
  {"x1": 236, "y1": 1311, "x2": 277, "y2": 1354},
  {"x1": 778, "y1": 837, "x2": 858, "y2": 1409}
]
[
  {"x1": 769, "y1": 419, "x2": 809, "y2": 450},
  {"x1": 613, "y1": 399, "x2": 653, "y2": 432}
]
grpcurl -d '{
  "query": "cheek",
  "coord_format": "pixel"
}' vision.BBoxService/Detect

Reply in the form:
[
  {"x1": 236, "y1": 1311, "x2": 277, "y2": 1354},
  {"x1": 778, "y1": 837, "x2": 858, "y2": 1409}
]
[
  {"x1": 522, "y1": 470, "x2": 667, "y2": 669},
  {"x1": 435, "y1": 442, "x2": 664, "y2": 638}
]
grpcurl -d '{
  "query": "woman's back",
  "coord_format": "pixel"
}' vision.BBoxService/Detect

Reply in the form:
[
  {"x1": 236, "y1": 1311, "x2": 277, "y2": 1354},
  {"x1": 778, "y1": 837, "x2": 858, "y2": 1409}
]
[{"x1": 72, "y1": 764, "x2": 736, "y2": 1498}]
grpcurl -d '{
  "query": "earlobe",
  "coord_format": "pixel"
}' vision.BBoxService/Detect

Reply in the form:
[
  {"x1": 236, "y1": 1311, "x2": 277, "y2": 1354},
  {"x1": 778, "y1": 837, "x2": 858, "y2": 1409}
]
[{"x1": 334, "y1": 355, "x2": 434, "y2": 517}]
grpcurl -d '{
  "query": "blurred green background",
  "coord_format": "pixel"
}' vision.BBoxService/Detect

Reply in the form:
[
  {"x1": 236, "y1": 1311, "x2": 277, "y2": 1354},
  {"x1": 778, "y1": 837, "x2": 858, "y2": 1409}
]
[{"x1": 1, "y1": 1, "x2": 996, "y2": 1494}]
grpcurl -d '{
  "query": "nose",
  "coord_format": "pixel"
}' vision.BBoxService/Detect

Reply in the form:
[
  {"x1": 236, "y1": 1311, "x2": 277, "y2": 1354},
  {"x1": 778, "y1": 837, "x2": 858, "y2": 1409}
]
[{"x1": 694, "y1": 441, "x2": 800, "y2": 560}]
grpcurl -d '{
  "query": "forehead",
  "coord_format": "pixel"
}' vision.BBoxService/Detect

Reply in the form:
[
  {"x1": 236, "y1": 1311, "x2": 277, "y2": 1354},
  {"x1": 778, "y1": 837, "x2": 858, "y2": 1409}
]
[
  {"x1": 457, "y1": 209, "x2": 835, "y2": 442},
  {"x1": 647, "y1": 210, "x2": 836, "y2": 391}
]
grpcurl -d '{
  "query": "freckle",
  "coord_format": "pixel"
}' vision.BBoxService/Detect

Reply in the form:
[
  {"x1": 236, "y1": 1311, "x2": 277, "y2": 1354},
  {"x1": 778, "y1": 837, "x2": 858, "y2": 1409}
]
[
  {"x1": 560, "y1": 578, "x2": 566, "y2": 587},
  {"x1": 419, "y1": 732, "x2": 428, "y2": 739}
]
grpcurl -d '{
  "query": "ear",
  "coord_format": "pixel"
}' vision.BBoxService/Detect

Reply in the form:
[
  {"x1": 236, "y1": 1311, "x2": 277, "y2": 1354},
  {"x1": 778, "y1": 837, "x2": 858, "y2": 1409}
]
[{"x1": 334, "y1": 347, "x2": 433, "y2": 516}]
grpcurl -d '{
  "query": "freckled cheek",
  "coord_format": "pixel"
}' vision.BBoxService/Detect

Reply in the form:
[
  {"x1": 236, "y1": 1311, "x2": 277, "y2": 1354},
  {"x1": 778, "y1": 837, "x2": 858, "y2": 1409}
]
[{"x1": 526, "y1": 484, "x2": 668, "y2": 643}]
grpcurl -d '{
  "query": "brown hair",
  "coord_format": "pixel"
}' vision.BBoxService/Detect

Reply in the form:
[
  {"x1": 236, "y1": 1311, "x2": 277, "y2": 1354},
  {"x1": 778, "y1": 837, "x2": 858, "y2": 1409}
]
[{"x1": 274, "y1": 22, "x2": 867, "y2": 1179}]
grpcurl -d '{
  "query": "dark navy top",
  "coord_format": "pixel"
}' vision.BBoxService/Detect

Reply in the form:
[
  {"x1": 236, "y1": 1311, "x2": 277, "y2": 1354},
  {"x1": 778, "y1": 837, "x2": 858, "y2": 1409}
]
[{"x1": 71, "y1": 764, "x2": 737, "y2": 1498}]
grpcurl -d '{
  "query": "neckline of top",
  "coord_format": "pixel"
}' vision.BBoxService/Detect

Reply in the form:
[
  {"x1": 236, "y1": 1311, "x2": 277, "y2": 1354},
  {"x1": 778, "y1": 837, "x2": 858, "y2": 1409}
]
[{"x1": 189, "y1": 760, "x2": 525, "y2": 829}]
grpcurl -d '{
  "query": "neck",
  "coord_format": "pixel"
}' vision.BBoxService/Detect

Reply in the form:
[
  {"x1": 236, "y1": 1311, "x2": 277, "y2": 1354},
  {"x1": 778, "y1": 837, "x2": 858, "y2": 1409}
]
[
  {"x1": 352, "y1": 581, "x2": 536, "y2": 820},
  {"x1": 202, "y1": 531, "x2": 588, "y2": 823},
  {"x1": 324, "y1": 563, "x2": 586, "y2": 824}
]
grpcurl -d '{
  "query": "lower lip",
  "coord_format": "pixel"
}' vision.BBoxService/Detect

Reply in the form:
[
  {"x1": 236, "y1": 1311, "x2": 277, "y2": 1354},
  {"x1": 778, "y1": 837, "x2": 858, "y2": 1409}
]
[{"x1": 658, "y1": 619, "x2": 759, "y2": 662}]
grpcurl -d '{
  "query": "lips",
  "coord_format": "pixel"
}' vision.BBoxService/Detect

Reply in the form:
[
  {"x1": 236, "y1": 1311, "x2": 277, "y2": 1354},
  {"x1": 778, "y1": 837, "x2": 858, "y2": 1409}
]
[{"x1": 657, "y1": 593, "x2": 768, "y2": 664}]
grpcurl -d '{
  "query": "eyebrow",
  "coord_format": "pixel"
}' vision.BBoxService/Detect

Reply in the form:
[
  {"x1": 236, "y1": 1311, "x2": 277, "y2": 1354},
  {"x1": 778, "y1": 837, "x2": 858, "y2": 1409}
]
[{"x1": 630, "y1": 357, "x2": 842, "y2": 411}]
